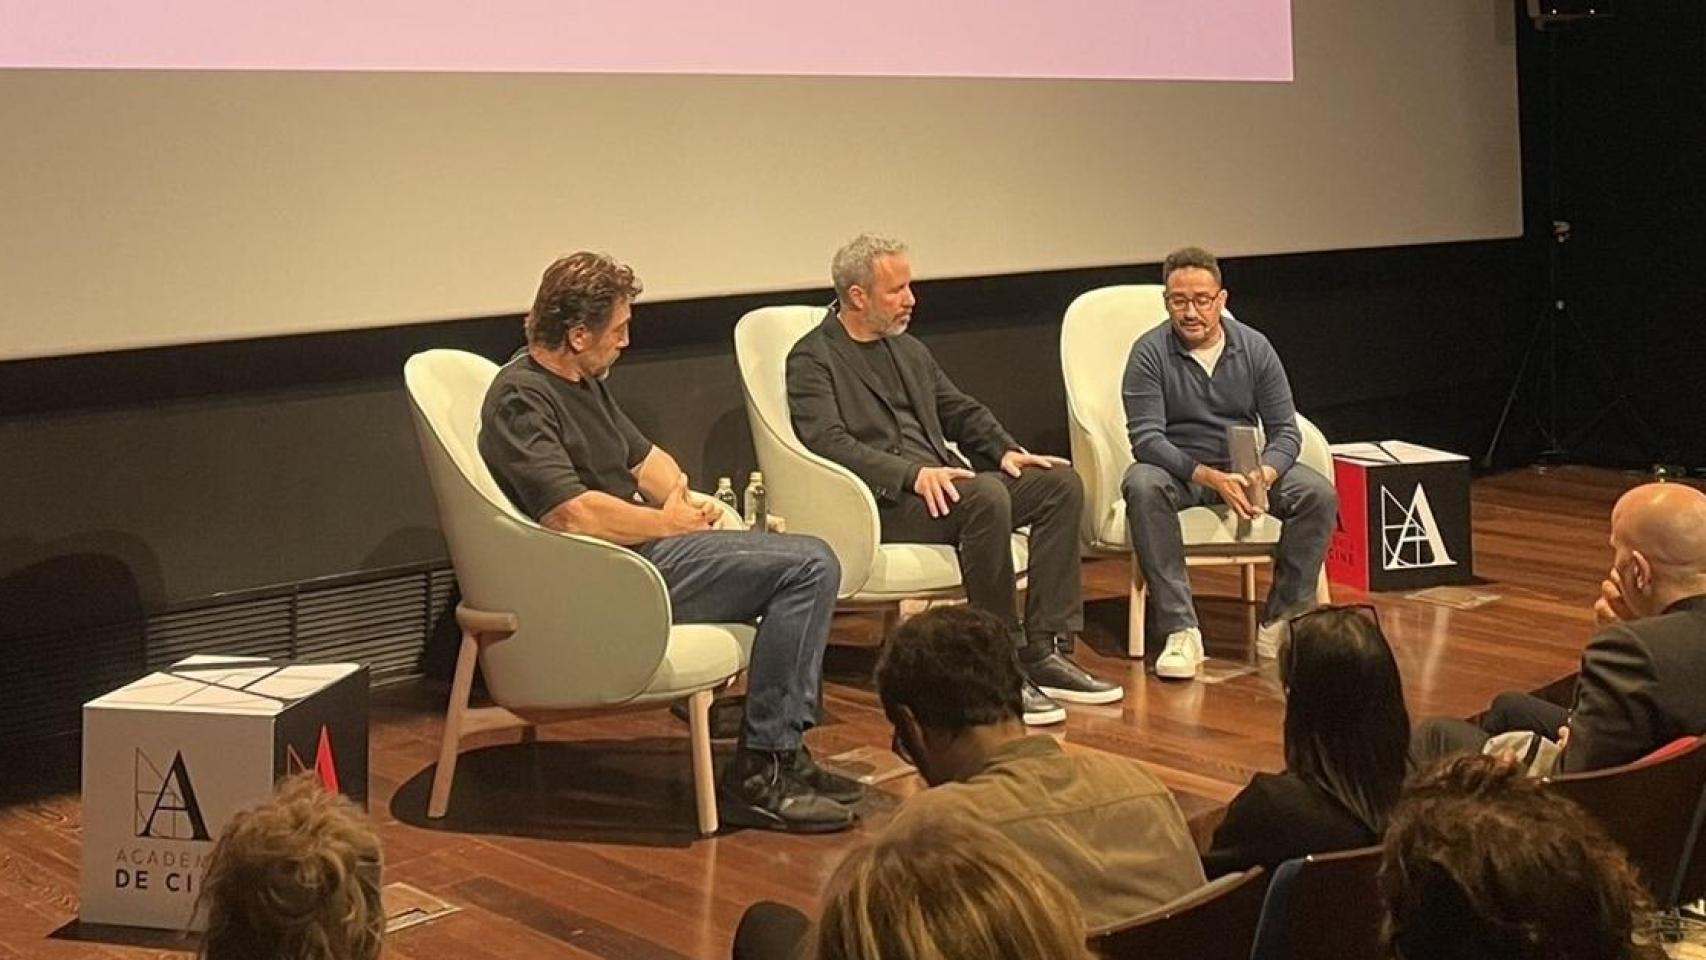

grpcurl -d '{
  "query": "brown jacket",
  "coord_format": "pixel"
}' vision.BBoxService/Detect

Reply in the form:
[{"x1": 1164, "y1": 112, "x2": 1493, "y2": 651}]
[{"x1": 889, "y1": 735, "x2": 1206, "y2": 929}]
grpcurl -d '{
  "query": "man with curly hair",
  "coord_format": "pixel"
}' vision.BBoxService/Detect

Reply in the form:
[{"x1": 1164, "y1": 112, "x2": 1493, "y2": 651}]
[{"x1": 1380, "y1": 754, "x2": 1661, "y2": 960}]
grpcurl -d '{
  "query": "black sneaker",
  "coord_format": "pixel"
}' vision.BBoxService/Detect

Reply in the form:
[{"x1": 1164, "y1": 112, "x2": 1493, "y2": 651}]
[
  {"x1": 1023, "y1": 651, "x2": 1124, "y2": 705},
  {"x1": 792, "y1": 745, "x2": 866, "y2": 805},
  {"x1": 719, "y1": 747, "x2": 855, "y2": 834},
  {"x1": 1021, "y1": 677, "x2": 1067, "y2": 726}
]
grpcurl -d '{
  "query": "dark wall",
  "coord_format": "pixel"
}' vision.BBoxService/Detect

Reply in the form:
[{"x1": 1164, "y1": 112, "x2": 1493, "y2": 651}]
[
  {"x1": 0, "y1": 242, "x2": 1534, "y2": 630},
  {"x1": 1537, "y1": 2, "x2": 1706, "y2": 465}
]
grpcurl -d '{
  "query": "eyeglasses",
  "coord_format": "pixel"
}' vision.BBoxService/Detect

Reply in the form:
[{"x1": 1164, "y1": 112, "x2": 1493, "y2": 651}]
[
  {"x1": 1164, "y1": 292, "x2": 1222, "y2": 312},
  {"x1": 1279, "y1": 604, "x2": 1380, "y2": 678},
  {"x1": 891, "y1": 731, "x2": 915, "y2": 766}
]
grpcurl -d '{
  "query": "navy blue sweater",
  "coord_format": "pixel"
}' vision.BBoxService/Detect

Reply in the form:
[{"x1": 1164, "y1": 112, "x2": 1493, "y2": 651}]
[{"x1": 1121, "y1": 316, "x2": 1301, "y2": 483}]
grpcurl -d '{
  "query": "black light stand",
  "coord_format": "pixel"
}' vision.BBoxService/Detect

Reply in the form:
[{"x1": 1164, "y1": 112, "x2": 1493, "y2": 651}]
[{"x1": 1481, "y1": 22, "x2": 1663, "y2": 470}]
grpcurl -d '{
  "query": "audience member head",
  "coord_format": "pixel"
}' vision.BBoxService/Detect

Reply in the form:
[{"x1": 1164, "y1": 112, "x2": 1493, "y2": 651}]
[
  {"x1": 1380, "y1": 754, "x2": 1656, "y2": 960},
  {"x1": 196, "y1": 775, "x2": 384, "y2": 960},
  {"x1": 875, "y1": 606, "x2": 1025, "y2": 786},
  {"x1": 831, "y1": 234, "x2": 914, "y2": 338},
  {"x1": 1608, "y1": 482, "x2": 1706, "y2": 618},
  {"x1": 525, "y1": 252, "x2": 643, "y2": 377},
  {"x1": 814, "y1": 813, "x2": 1095, "y2": 960},
  {"x1": 1279, "y1": 604, "x2": 1410, "y2": 834},
  {"x1": 1160, "y1": 245, "x2": 1226, "y2": 349}
]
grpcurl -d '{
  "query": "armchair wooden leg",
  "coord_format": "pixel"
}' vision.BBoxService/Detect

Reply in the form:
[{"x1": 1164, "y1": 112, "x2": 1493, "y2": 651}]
[
  {"x1": 688, "y1": 689, "x2": 718, "y2": 837},
  {"x1": 1128, "y1": 558, "x2": 1147, "y2": 660},
  {"x1": 1241, "y1": 563, "x2": 1258, "y2": 604},
  {"x1": 428, "y1": 629, "x2": 480, "y2": 819},
  {"x1": 1315, "y1": 567, "x2": 1333, "y2": 606}
]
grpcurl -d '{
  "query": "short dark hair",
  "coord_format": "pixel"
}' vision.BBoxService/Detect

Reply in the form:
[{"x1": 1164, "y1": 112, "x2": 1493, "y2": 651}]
[
  {"x1": 525, "y1": 251, "x2": 643, "y2": 348},
  {"x1": 1161, "y1": 246, "x2": 1221, "y2": 287},
  {"x1": 1380, "y1": 754, "x2": 1657, "y2": 960},
  {"x1": 875, "y1": 606, "x2": 1023, "y2": 731},
  {"x1": 1279, "y1": 606, "x2": 1410, "y2": 834}
]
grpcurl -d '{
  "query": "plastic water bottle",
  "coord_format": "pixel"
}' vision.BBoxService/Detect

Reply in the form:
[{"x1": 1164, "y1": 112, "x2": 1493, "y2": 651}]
[
  {"x1": 743, "y1": 471, "x2": 768, "y2": 531},
  {"x1": 714, "y1": 476, "x2": 739, "y2": 514}
]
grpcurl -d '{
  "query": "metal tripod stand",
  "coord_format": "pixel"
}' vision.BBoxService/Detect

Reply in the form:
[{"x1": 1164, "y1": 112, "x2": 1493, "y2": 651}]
[{"x1": 1480, "y1": 26, "x2": 1662, "y2": 470}]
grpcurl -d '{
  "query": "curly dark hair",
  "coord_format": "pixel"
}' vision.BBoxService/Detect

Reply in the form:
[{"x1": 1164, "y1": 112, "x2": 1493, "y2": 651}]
[
  {"x1": 875, "y1": 606, "x2": 1023, "y2": 731},
  {"x1": 1379, "y1": 754, "x2": 1659, "y2": 960},
  {"x1": 525, "y1": 251, "x2": 643, "y2": 349}
]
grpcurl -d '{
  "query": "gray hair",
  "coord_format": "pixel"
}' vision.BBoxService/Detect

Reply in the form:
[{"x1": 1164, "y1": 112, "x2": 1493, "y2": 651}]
[{"x1": 832, "y1": 234, "x2": 908, "y2": 301}]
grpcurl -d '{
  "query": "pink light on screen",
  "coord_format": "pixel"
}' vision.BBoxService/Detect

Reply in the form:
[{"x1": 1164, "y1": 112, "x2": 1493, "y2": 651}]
[{"x1": 0, "y1": 1, "x2": 1292, "y2": 81}]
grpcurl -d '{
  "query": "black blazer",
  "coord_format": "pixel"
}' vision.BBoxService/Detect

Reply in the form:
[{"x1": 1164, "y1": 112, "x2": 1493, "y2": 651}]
[
  {"x1": 786, "y1": 310, "x2": 1017, "y2": 504},
  {"x1": 1562, "y1": 594, "x2": 1706, "y2": 773},
  {"x1": 1201, "y1": 772, "x2": 1380, "y2": 879}
]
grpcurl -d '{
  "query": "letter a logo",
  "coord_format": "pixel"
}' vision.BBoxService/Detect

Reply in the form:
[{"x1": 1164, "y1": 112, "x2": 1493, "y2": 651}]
[
  {"x1": 134, "y1": 750, "x2": 211, "y2": 841},
  {"x1": 286, "y1": 725, "x2": 342, "y2": 794},
  {"x1": 1380, "y1": 483, "x2": 1455, "y2": 571}
]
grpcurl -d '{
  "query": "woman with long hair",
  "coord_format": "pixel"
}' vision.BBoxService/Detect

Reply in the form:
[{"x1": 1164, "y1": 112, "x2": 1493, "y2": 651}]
[{"x1": 1202, "y1": 604, "x2": 1411, "y2": 877}]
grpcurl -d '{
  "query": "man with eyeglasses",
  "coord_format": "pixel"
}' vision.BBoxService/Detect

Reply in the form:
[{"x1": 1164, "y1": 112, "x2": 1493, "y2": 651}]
[
  {"x1": 730, "y1": 606, "x2": 1202, "y2": 957},
  {"x1": 877, "y1": 605, "x2": 1205, "y2": 927},
  {"x1": 1122, "y1": 247, "x2": 1338, "y2": 680}
]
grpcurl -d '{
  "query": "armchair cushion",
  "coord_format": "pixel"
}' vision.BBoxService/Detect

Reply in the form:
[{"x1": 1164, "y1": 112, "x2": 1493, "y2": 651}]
[
  {"x1": 636, "y1": 623, "x2": 757, "y2": 702},
  {"x1": 1093, "y1": 502, "x2": 1283, "y2": 553},
  {"x1": 861, "y1": 535, "x2": 1031, "y2": 599}
]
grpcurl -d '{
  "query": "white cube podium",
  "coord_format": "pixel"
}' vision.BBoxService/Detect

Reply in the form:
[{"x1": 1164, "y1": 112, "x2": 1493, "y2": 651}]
[{"x1": 80, "y1": 655, "x2": 368, "y2": 930}]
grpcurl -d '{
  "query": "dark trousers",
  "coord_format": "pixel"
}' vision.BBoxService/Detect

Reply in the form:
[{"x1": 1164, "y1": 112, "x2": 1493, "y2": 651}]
[
  {"x1": 877, "y1": 466, "x2": 1084, "y2": 642},
  {"x1": 635, "y1": 531, "x2": 840, "y2": 754},
  {"x1": 1411, "y1": 692, "x2": 1570, "y2": 768},
  {"x1": 1121, "y1": 461, "x2": 1337, "y2": 635}
]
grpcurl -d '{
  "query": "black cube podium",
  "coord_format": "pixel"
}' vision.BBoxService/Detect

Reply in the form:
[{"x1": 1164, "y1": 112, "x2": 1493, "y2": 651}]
[{"x1": 1326, "y1": 441, "x2": 1473, "y2": 593}]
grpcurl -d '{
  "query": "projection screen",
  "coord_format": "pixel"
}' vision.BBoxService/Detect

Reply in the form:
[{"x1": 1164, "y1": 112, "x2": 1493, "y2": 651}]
[{"x1": 0, "y1": 0, "x2": 1520, "y2": 360}]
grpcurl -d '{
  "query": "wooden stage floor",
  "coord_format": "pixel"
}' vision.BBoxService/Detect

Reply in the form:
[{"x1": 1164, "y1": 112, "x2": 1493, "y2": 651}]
[{"x1": 0, "y1": 465, "x2": 1670, "y2": 959}]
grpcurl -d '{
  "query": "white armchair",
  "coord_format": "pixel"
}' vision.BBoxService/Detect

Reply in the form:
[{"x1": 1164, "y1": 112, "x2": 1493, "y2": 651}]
[
  {"x1": 732, "y1": 306, "x2": 1028, "y2": 628},
  {"x1": 404, "y1": 349, "x2": 754, "y2": 835},
  {"x1": 1060, "y1": 285, "x2": 1332, "y2": 658}
]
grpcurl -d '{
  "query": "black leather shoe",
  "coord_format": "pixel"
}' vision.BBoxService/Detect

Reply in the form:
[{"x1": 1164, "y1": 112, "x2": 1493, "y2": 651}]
[
  {"x1": 792, "y1": 745, "x2": 866, "y2": 805},
  {"x1": 719, "y1": 747, "x2": 855, "y2": 834},
  {"x1": 1020, "y1": 677, "x2": 1067, "y2": 726},
  {"x1": 1024, "y1": 652, "x2": 1124, "y2": 705}
]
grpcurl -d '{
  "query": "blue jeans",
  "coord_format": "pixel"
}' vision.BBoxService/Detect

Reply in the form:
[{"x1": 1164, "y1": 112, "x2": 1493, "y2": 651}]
[
  {"x1": 1121, "y1": 462, "x2": 1337, "y2": 634},
  {"x1": 634, "y1": 531, "x2": 840, "y2": 753}
]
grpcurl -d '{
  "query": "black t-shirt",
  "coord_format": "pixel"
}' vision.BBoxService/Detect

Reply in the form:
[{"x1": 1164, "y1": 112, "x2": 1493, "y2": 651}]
[
  {"x1": 853, "y1": 338, "x2": 945, "y2": 469},
  {"x1": 478, "y1": 351, "x2": 653, "y2": 520}
]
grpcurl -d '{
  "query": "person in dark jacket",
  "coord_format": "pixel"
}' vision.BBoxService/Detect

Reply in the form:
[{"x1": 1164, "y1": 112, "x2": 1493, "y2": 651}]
[
  {"x1": 1203, "y1": 604, "x2": 1410, "y2": 877},
  {"x1": 785, "y1": 234, "x2": 1121, "y2": 725},
  {"x1": 1414, "y1": 482, "x2": 1706, "y2": 774}
]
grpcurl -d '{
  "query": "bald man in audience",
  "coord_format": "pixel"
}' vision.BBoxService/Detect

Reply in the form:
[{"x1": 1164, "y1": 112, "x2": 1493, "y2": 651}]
[{"x1": 1417, "y1": 482, "x2": 1706, "y2": 773}]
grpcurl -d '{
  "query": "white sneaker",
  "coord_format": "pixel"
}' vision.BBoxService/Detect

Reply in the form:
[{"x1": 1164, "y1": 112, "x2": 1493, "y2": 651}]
[
  {"x1": 1155, "y1": 627, "x2": 1204, "y2": 680},
  {"x1": 1256, "y1": 618, "x2": 1288, "y2": 659}
]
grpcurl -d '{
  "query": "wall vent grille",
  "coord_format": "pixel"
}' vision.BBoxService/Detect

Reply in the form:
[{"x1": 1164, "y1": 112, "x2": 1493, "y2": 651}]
[{"x1": 0, "y1": 562, "x2": 454, "y2": 745}]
